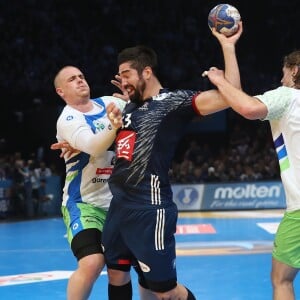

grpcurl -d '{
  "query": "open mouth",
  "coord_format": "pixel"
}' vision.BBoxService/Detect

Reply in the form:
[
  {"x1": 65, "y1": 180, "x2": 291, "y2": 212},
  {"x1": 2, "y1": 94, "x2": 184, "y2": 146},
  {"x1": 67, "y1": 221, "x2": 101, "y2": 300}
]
[{"x1": 125, "y1": 85, "x2": 134, "y2": 94}]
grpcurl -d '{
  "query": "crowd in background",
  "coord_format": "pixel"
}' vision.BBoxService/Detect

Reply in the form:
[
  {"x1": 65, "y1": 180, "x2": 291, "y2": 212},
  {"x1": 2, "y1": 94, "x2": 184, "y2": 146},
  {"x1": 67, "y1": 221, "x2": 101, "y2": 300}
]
[
  {"x1": 170, "y1": 118, "x2": 280, "y2": 184},
  {"x1": 0, "y1": 151, "x2": 54, "y2": 219},
  {"x1": 0, "y1": 0, "x2": 297, "y2": 218}
]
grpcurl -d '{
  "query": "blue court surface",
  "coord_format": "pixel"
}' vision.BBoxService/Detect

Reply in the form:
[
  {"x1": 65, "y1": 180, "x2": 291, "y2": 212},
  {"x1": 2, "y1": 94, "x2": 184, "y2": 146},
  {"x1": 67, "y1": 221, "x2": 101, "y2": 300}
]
[{"x1": 1, "y1": 209, "x2": 300, "y2": 299}]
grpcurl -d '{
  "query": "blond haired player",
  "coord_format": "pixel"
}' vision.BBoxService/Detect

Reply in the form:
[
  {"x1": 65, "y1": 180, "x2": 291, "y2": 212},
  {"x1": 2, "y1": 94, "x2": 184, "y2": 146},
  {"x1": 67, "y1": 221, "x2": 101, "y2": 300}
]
[{"x1": 206, "y1": 50, "x2": 300, "y2": 300}]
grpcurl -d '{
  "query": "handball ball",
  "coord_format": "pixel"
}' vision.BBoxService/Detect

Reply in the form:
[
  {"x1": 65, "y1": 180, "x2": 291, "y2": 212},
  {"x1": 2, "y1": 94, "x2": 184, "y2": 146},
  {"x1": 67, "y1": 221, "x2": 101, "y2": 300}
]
[{"x1": 208, "y1": 4, "x2": 241, "y2": 36}]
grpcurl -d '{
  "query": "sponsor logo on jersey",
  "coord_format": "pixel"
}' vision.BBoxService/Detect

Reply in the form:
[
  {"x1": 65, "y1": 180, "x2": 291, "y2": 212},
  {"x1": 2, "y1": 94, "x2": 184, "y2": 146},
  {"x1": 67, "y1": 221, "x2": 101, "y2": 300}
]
[
  {"x1": 92, "y1": 167, "x2": 112, "y2": 183},
  {"x1": 138, "y1": 260, "x2": 151, "y2": 272},
  {"x1": 92, "y1": 177, "x2": 109, "y2": 183},
  {"x1": 66, "y1": 115, "x2": 74, "y2": 121},
  {"x1": 93, "y1": 120, "x2": 105, "y2": 132},
  {"x1": 84, "y1": 217, "x2": 97, "y2": 224},
  {"x1": 115, "y1": 130, "x2": 136, "y2": 161},
  {"x1": 72, "y1": 223, "x2": 79, "y2": 230},
  {"x1": 96, "y1": 167, "x2": 113, "y2": 175},
  {"x1": 139, "y1": 102, "x2": 149, "y2": 111}
]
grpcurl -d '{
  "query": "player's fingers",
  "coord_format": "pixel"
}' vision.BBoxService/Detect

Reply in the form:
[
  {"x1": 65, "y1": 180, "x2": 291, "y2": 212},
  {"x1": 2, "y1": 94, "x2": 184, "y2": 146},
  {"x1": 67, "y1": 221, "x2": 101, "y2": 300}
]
[
  {"x1": 113, "y1": 106, "x2": 122, "y2": 115},
  {"x1": 65, "y1": 150, "x2": 72, "y2": 159},
  {"x1": 114, "y1": 74, "x2": 121, "y2": 81},
  {"x1": 234, "y1": 21, "x2": 243, "y2": 37},
  {"x1": 111, "y1": 79, "x2": 121, "y2": 87},
  {"x1": 59, "y1": 148, "x2": 67, "y2": 158},
  {"x1": 202, "y1": 70, "x2": 209, "y2": 77},
  {"x1": 109, "y1": 109, "x2": 121, "y2": 120},
  {"x1": 50, "y1": 144, "x2": 58, "y2": 150},
  {"x1": 111, "y1": 80, "x2": 123, "y2": 93},
  {"x1": 50, "y1": 143, "x2": 62, "y2": 150},
  {"x1": 112, "y1": 93, "x2": 129, "y2": 101},
  {"x1": 202, "y1": 67, "x2": 220, "y2": 77},
  {"x1": 211, "y1": 27, "x2": 223, "y2": 38}
]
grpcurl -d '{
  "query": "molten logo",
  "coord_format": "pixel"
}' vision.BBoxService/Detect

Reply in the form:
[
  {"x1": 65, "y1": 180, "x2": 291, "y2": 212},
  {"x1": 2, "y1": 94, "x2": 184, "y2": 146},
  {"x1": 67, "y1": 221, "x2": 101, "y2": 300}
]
[{"x1": 214, "y1": 184, "x2": 281, "y2": 199}]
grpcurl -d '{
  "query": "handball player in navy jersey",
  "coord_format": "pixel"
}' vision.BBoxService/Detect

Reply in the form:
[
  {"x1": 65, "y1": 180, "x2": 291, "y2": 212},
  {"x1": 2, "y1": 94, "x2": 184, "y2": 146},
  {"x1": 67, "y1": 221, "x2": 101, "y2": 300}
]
[{"x1": 102, "y1": 23, "x2": 243, "y2": 299}]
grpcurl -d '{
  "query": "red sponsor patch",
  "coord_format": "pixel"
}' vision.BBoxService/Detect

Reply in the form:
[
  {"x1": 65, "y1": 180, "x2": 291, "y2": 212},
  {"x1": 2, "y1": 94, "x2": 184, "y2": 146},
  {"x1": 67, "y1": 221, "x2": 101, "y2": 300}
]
[
  {"x1": 176, "y1": 224, "x2": 216, "y2": 234},
  {"x1": 115, "y1": 130, "x2": 136, "y2": 161},
  {"x1": 96, "y1": 167, "x2": 113, "y2": 175}
]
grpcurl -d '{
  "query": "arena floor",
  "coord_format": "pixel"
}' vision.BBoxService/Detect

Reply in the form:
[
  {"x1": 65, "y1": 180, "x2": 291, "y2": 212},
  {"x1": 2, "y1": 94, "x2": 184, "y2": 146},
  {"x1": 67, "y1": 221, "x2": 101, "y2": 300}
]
[{"x1": 1, "y1": 209, "x2": 299, "y2": 299}]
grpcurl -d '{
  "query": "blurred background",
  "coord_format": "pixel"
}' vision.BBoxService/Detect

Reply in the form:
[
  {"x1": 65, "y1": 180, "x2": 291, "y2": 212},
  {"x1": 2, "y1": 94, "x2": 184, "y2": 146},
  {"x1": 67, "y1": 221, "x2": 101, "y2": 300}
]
[{"x1": 0, "y1": 0, "x2": 298, "y2": 219}]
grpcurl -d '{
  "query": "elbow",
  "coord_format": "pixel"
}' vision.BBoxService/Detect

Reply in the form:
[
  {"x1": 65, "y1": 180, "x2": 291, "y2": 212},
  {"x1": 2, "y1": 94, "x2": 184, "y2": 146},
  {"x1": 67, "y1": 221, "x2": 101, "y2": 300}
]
[{"x1": 238, "y1": 106, "x2": 260, "y2": 120}]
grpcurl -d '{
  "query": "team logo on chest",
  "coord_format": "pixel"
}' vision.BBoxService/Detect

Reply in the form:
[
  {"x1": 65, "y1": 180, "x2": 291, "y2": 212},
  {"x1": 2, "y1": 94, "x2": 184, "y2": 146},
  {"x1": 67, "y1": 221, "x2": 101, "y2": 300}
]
[
  {"x1": 115, "y1": 130, "x2": 136, "y2": 161},
  {"x1": 93, "y1": 120, "x2": 105, "y2": 132}
]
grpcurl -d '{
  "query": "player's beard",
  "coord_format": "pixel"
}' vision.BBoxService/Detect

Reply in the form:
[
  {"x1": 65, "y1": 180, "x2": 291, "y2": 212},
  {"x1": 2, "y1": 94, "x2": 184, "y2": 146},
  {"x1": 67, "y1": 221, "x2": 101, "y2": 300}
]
[{"x1": 130, "y1": 78, "x2": 146, "y2": 104}]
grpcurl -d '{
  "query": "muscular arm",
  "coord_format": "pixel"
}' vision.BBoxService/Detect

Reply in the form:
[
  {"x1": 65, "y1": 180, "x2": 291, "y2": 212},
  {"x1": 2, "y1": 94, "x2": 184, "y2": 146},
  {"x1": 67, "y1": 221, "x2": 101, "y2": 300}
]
[
  {"x1": 207, "y1": 69, "x2": 268, "y2": 120},
  {"x1": 195, "y1": 23, "x2": 243, "y2": 115}
]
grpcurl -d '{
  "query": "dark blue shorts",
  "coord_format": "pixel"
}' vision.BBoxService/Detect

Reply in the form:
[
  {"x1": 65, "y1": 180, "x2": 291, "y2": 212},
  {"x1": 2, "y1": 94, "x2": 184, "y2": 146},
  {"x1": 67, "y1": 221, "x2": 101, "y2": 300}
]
[{"x1": 102, "y1": 187, "x2": 178, "y2": 289}]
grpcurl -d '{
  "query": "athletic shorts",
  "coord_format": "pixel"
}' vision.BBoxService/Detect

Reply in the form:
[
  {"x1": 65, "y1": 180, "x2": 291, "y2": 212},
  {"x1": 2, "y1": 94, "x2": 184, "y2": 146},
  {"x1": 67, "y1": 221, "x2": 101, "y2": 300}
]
[
  {"x1": 272, "y1": 209, "x2": 300, "y2": 268},
  {"x1": 62, "y1": 202, "x2": 107, "y2": 243},
  {"x1": 102, "y1": 193, "x2": 178, "y2": 292}
]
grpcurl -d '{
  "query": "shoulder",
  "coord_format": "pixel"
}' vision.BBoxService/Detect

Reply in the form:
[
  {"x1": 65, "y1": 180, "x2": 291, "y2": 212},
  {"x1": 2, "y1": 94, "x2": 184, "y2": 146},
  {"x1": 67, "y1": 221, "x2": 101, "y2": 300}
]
[
  {"x1": 256, "y1": 87, "x2": 296, "y2": 120},
  {"x1": 57, "y1": 105, "x2": 84, "y2": 125},
  {"x1": 256, "y1": 86, "x2": 294, "y2": 101},
  {"x1": 153, "y1": 89, "x2": 198, "y2": 101},
  {"x1": 93, "y1": 96, "x2": 126, "y2": 110}
]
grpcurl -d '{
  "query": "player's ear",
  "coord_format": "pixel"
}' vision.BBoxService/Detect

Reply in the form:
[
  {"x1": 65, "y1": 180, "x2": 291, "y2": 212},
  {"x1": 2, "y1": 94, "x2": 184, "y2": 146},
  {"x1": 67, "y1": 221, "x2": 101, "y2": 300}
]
[
  {"x1": 56, "y1": 87, "x2": 63, "y2": 97},
  {"x1": 291, "y1": 65, "x2": 299, "y2": 77},
  {"x1": 143, "y1": 66, "x2": 152, "y2": 80}
]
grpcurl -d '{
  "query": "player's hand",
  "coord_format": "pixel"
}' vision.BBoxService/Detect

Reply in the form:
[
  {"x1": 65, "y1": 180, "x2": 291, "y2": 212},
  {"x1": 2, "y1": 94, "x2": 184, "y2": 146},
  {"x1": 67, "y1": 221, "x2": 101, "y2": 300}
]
[
  {"x1": 111, "y1": 74, "x2": 129, "y2": 102},
  {"x1": 202, "y1": 67, "x2": 226, "y2": 86},
  {"x1": 50, "y1": 141, "x2": 80, "y2": 158},
  {"x1": 106, "y1": 102, "x2": 123, "y2": 129},
  {"x1": 211, "y1": 21, "x2": 243, "y2": 45}
]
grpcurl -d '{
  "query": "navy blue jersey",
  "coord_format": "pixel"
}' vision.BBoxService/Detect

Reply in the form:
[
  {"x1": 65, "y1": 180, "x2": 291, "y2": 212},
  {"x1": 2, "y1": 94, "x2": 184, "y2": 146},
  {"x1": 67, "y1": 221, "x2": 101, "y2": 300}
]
[{"x1": 109, "y1": 89, "x2": 200, "y2": 208}]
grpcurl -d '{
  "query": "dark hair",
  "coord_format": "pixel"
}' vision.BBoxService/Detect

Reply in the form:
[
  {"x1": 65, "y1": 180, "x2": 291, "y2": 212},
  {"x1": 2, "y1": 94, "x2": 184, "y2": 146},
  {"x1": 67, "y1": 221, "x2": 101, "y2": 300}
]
[
  {"x1": 117, "y1": 45, "x2": 158, "y2": 75},
  {"x1": 283, "y1": 50, "x2": 300, "y2": 88}
]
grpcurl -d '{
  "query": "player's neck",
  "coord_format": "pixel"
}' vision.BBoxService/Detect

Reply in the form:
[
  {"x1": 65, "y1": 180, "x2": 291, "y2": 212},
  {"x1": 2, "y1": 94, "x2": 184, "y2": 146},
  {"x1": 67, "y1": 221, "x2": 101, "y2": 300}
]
[{"x1": 143, "y1": 77, "x2": 163, "y2": 100}]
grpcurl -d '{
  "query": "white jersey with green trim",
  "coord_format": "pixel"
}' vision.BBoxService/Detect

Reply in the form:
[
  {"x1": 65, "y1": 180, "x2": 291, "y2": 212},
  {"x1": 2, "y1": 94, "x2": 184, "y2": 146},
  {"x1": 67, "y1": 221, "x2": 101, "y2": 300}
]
[
  {"x1": 56, "y1": 96, "x2": 125, "y2": 209},
  {"x1": 256, "y1": 86, "x2": 300, "y2": 211}
]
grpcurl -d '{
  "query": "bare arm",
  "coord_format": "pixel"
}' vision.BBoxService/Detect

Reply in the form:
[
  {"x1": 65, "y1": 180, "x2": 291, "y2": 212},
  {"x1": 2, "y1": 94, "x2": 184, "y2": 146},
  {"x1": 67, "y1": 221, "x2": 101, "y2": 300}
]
[
  {"x1": 195, "y1": 22, "x2": 243, "y2": 115},
  {"x1": 206, "y1": 68, "x2": 268, "y2": 120},
  {"x1": 214, "y1": 23, "x2": 243, "y2": 88}
]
